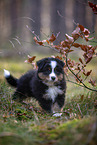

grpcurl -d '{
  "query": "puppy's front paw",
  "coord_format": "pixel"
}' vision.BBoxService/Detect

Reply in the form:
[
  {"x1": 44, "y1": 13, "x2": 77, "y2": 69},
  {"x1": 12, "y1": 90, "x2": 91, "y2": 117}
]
[{"x1": 53, "y1": 113, "x2": 62, "y2": 117}]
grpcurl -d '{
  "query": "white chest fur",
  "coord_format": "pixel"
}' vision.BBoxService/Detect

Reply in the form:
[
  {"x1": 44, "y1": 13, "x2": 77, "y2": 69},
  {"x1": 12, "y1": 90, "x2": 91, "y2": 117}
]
[{"x1": 45, "y1": 86, "x2": 63, "y2": 102}]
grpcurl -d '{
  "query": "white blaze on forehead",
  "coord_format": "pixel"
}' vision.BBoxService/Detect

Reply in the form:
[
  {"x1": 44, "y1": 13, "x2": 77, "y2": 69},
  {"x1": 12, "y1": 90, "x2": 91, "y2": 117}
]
[
  {"x1": 50, "y1": 61, "x2": 57, "y2": 79},
  {"x1": 51, "y1": 61, "x2": 57, "y2": 69}
]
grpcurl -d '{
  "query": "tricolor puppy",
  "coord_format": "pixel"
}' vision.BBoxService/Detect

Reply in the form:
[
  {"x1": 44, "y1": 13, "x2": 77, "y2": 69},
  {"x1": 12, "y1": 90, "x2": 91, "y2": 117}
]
[{"x1": 4, "y1": 57, "x2": 66, "y2": 116}]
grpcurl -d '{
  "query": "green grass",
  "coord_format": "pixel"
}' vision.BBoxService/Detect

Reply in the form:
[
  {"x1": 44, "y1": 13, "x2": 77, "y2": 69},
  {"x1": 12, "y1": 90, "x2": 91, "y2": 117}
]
[{"x1": 0, "y1": 58, "x2": 97, "y2": 145}]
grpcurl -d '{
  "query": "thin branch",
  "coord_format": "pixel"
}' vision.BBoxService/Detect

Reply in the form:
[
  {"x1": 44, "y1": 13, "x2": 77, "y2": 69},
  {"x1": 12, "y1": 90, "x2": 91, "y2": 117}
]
[
  {"x1": 66, "y1": 57, "x2": 97, "y2": 92},
  {"x1": 57, "y1": 10, "x2": 78, "y2": 26},
  {"x1": 77, "y1": 103, "x2": 83, "y2": 118},
  {"x1": 26, "y1": 25, "x2": 41, "y2": 41},
  {"x1": 12, "y1": 38, "x2": 21, "y2": 45},
  {"x1": 9, "y1": 40, "x2": 15, "y2": 48},
  {"x1": 66, "y1": 79, "x2": 86, "y2": 88},
  {"x1": 76, "y1": 65, "x2": 85, "y2": 76},
  {"x1": 15, "y1": 36, "x2": 33, "y2": 44},
  {"x1": 20, "y1": 16, "x2": 35, "y2": 23}
]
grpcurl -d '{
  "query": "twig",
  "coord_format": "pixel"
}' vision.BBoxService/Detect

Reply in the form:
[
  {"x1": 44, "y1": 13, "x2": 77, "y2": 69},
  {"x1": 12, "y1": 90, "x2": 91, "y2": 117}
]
[
  {"x1": 66, "y1": 59, "x2": 97, "y2": 92},
  {"x1": 15, "y1": 36, "x2": 33, "y2": 44},
  {"x1": 77, "y1": 103, "x2": 83, "y2": 118},
  {"x1": 66, "y1": 79, "x2": 86, "y2": 88},
  {"x1": 9, "y1": 40, "x2": 15, "y2": 48},
  {"x1": 20, "y1": 16, "x2": 35, "y2": 23},
  {"x1": 26, "y1": 25, "x2": 41, "y2": 41},
  {"x1": 64, "y1": 43, "x2": 97, "y2": 92},
  {"x1": 12, "y1": 38, "x2": 21, "y2": 45},
  {"x1": 57, "y1": 10, "x2": 78, "y2": 26}
]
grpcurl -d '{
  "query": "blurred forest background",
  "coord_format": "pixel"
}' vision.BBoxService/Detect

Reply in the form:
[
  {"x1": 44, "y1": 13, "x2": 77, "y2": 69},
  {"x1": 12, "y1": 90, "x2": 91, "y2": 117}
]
[{"x1": 0, "y1": 0, "x2": 97, "y2": 58}]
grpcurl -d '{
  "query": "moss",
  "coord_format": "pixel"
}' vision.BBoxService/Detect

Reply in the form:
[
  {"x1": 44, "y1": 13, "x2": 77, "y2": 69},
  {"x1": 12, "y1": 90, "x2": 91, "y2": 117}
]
[{"x1": 43, "y1": 117, "x2": 97, "y2": 145}]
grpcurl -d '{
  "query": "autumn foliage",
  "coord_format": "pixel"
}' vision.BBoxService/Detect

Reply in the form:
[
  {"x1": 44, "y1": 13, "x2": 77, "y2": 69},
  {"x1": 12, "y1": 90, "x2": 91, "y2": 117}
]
[
  {"x1": 25, "y1": 1, "x2": 97, "y2": 92},
  {"x1": 88, "y1": 1, "x2": 97, "y2": 14},
  {"x1": 26, "y1": 23, "x2": 97, "y2": 92}
]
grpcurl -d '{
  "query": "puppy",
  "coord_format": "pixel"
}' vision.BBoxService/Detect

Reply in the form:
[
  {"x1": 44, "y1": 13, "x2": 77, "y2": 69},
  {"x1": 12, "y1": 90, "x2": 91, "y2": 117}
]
[{"x1": 4, "y1": 57, "x2": 66, "y2": 116}]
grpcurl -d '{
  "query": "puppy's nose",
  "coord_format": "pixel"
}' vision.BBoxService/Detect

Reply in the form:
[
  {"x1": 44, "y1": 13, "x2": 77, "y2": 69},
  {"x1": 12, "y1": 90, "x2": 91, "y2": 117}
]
[{"x1": 51, "y1": 76, "x2": 56, "y2": 81}]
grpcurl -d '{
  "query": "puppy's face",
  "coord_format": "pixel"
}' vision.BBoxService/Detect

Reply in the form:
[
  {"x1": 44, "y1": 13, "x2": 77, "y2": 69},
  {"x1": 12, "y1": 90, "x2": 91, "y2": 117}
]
[{"x1": 37, "y1": 58, "x2": 64, "y2": 85}]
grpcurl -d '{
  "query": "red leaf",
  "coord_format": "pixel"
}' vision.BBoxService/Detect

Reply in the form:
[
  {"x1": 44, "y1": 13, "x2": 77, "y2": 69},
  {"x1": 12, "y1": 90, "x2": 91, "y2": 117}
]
[
  {"x1": 72, "y1": 27, "x2": 80, "y2": 40},
  {"x1": 54, "y1": 45, "x2": 61, "y2": 50},
  {"x1": 25, "y1": 55, "x2": 36, "y2": 63},
  {"x1": 83, "y1": 53, "x2": 92, "y2": 64},
  {"x1": 88, "y1": 1, "x2": 97, "y2": 14},
  {"x1": 89, "y1": 79, "x2": 96, "y2": 86},
  {"x1": 33, "y1": 37, "x2": 44, "y2": 45},
  {"x1": 61, "y1": 40, "x2": 72, "y2": 48},
  {"x1": 87, "y1": 70, "x2": 92, "y2": 76},
  {"x1": 78, "y1": 24, "x2": 84, "y2": 31},
  {"x1": 37, "y1": 41, "x2": 44, "y2": 45},
  {"x1": 88, "y1": 2, "x2": 94, "y2": 8},
  {"x1": 80, "y1": 45, "x2": 87, "y2": 52},
  {"x1": 79, "y1": 58, "x2": 83, "y2": 64},
  {"x1": 33, "y1": 36, "x2": 38, "y2": 43},
  {"x1": 65, "y1": 34, "x2": 74, "y2": 43},
  {"x1": 72, "y1": 43, "x2": 81, "y2": 48},
  {"x1": 83, "y1": 70, "x2": 92, "y2": 76},
  {"x1": 46, "y1": 40, "x2": 50, "y2": 44},
  {"x1": 55, "y1": 56, "x2": 62, "y2": 60},
  {"x1": 49, "y1": 34, "x2": 56, "y2": 42},
  {"x1": 81, "y1": 95, "x2": 84, "y2": 101},
  {"x1": 83, "y1": 28, "x2": 90, "y2": 36}
]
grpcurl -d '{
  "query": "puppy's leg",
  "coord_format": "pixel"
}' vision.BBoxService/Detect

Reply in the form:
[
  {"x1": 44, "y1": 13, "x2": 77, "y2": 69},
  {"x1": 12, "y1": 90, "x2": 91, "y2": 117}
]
[
  {"x1": 52, "y1": 94, "x2": 65, "y2": 117},
  {"x1": 39, "y1": 99, "x2": 52, "y2": 113},
  {"x1": 52, "y1": 102, "x2": 63, "y2": 117}
]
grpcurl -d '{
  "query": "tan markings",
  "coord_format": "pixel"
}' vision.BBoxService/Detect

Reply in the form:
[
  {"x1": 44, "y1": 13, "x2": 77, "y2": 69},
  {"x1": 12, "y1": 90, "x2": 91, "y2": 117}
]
[
  {"x1": 57, "y1": 73, "x2": 64, "y2": 81},
  {"x1": 38, "y1": 72, "x2": 49, "y2": 80}
]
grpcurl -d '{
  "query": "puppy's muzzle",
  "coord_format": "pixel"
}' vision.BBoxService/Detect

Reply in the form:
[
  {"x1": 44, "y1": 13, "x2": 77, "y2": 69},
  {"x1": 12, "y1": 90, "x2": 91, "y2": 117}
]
[{"x1": 51, "y1": 76, "x2": 56, "y2": 81}]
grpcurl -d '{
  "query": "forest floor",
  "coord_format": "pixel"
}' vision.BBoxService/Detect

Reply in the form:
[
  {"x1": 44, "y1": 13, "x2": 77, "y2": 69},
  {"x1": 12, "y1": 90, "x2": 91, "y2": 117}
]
[{"x1": 0, "y1": 58, "x2": 97, "y2": 145}]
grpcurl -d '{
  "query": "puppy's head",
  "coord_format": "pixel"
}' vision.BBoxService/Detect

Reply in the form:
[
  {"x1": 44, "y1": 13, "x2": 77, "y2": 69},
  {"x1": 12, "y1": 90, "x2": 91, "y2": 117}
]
[{"x1": 37, "y1": 57, "x2": 65, "y2": 85}]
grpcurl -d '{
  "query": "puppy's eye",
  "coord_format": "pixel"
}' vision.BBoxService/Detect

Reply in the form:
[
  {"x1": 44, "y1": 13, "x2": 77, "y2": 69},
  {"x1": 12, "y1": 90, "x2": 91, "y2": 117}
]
[
  {"x1": 48, "y1": 67, "x2": 51, "y2": 71},
  {"x1": 55, "y1": 67, "x2": 62, "y2": 74},
  {"x1": 45, "y1": 65, "x2": 51, "y2": 71},
  {"x1": 43, "y1": 66, "x2": 51, "y2": 75}
]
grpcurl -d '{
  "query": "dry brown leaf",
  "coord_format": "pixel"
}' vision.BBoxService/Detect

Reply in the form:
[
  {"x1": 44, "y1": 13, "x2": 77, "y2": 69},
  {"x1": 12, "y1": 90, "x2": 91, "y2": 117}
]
[
  {"x1": 79, "y1": 58, "x2": 84, "y2": 64},
  {"x1": 49, "y1": 34, "x2": 56, "y2": 42},
  {"x1": 89, "y1": 79, "x2": 96, "y2": 86},
  {"x1": 25, "y1": 55, "x2": 36, "y2": 63}
]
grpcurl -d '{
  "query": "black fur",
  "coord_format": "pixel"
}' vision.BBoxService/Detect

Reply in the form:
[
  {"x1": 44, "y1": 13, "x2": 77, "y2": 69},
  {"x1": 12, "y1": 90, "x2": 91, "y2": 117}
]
[{"x1": 4, "y1": 57, "x2": 66, "y2": 113}]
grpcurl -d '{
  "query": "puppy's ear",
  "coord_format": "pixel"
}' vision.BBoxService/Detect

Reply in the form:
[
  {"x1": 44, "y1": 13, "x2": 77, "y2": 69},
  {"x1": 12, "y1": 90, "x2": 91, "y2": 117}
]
[
  {"x1": 56, "y1": 58, "x2": 65, "y2": 68},
  {"x1": 36, "y1": 58, "x2": 48, "y2": 69}
]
